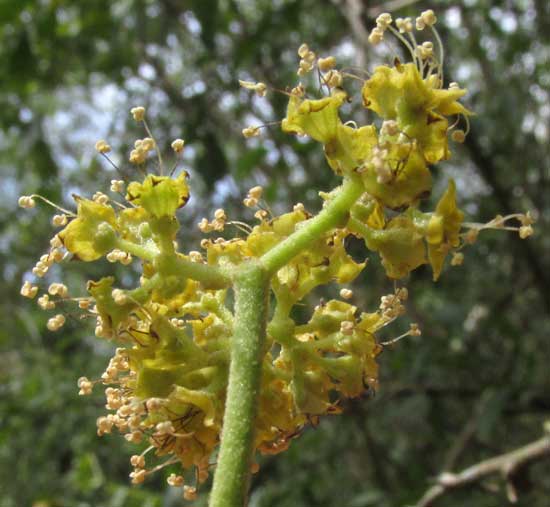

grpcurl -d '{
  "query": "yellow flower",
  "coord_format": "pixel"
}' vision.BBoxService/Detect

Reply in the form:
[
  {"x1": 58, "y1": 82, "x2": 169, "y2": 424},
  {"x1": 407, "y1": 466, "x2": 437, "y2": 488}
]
[
  {"x1": 59, "y1": 197, "x2": 117, "y2": 261},
  {"x1": 425, "y1": 180, "x2": 464, "y2": 280},
  {"x1": 325, "y1": 123, "x2": 378, "y2": 175},
  {"x1": 361, "y1": 145, "x2": 432, "y2": 210},
  {"x1": 282, "y1": 90, "x2": 347, "y2": 144},
  {"x1": 363, "y1": 215, "x2": 427, "y2": 279},
  {"x1": 362, "y1": 63, "x2": 471, "y2": 164},
  {"x1": 282, "y1": 91, "x2": 380, "y2": 176},
  {"x1": 126, "y1": 172, "x2": 190, "y2": 218}
]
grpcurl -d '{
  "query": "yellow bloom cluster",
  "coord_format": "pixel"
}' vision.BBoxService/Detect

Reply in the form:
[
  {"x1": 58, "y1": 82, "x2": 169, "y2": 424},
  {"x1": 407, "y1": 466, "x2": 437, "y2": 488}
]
[
  {"x1": 28, "y1": 179, "x2": 384, "y2": 492},
  {"x1": 278, "y1": 17, "x2": 474, "y2": 280},
  {"x1": 18, "y1": 11, "x2": 536, "y2": 499}
]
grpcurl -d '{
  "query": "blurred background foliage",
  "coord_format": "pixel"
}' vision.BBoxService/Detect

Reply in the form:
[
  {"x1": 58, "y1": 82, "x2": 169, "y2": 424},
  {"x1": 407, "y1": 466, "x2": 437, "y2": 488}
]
[{"x1": 1, "y1": 0, "x2": 549, "y2": 506}]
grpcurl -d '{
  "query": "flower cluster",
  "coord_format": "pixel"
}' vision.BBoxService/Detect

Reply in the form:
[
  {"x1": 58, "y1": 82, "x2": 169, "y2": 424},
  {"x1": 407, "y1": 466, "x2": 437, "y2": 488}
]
[
  {"x1": 17, "y1": 100, "x2": 399, "y2": 497},
  {"x1": 18, "y1": 166, "x2": 389, "y2": 496},
  {"x1": 240, "y1": 11, "x2": 534, "y2": 281},
  {"x1": 19, "y1": 9, "x2": 535, "y2": 500}
]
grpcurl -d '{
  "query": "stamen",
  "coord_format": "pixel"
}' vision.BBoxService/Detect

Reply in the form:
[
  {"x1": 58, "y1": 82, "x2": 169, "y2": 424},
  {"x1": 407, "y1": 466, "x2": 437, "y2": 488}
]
[
  {"x1": 29, "y1": 195, "x2": 76, "y2": 217},
  {"x1": 142, "y1": 119, "x2": 164, "y2": 176},
  {"x1": 430, "y1": 25, "x2": 445, "y2": 84},
  {"x1": 379, "y1": 334, "x2": 408, "y2": 347},
  {"x1": 340, "y1": 66, "x2": 371, "y2": 78},
  {"x1": 227, "y1": 221, "x2": 253, "y2": 234},
  {"x1": 100, "y1": 153, "x2": 126, "y2": 181},
  {"x1": 406, "y1": 30, "x2": 420, "y2": 68},
  {"x1": 463, "y1": 114, "x2": 471, "y2": 135},
  {"x1": 340, "y1": 72, "x2": 367, "y2": 83},
  {"x1": 387, "y1": 25, "x2": 416, "y2": 64}
]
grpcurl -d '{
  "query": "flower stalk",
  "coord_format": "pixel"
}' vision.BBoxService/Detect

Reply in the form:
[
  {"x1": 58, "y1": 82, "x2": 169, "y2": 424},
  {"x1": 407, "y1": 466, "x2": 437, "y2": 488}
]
[
  {"x1": 261, "y1": 176, "x2": 364, "y2": 275},
  {"x1": 209, "y1": 261, "x2": 270, "y2": 507}
]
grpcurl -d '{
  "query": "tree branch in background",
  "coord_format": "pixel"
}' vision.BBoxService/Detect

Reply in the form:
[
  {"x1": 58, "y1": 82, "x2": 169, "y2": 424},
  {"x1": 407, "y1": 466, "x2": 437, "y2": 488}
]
[
  {"x1": 336, "y1": 0, "x2": 369, "y2": 68},
  {"x1": 366, "y1": 0, "x2": 421, "y2": 18},
  {"x1": 440, "y1": 394, "x2": 489, "y2": 472},
  {"x1": 416, "y1": 434, "x2": 550, "y2": 507}
]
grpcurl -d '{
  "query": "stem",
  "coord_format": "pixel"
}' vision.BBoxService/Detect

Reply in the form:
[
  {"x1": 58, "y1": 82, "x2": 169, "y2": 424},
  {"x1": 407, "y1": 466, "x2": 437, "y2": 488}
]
[
  {"x1": 209, "y1": 178, "x2": 364, "y2": 505},
  {"x1": 116, "y1": 237, "x2": 231, "y2": 288},
  {"x1": 209, "y1": 261, "x2": 270, "y2": 507},
  {"x1": 116, "y1": 238, "x2": 159, "y2": 261},
  {"x1": 159, "y1": 254, "x2": 231, "y2": 289},
  {"x1": 260, "y1": 177, "x2": 364, "y2": 275}
]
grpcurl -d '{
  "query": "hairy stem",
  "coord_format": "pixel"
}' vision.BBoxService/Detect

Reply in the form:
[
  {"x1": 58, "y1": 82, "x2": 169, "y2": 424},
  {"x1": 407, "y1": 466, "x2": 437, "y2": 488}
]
[
  {"x1": 209, "y1": 178, "x2": 364, "y2": 505},
  {"x1": 116, "y1": 237, "x2": 158, "y2": 261},
  {"x1": 209, "y1": 261, "x2": 270, "y2": 507},
  {"x1": 260, "y1": 176, "x2": 364, "y2": 275},
  {"x1": 116, "y1": 238, "x2": 231, "y2": 288},
  {"x1": 158, "y1": 253, "x2": 232, "y2": 289}
]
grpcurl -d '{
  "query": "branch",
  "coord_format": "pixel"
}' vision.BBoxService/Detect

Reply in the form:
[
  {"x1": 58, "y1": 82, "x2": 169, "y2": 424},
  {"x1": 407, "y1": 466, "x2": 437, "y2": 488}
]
[
  {"x1": 159, "y1": 253, "x2": 232, "y2": 289},
  {"x1": 338, "y1": 0, "x2": 370, "y2": 59},
  {"x1": 416, "y1": 435, "x2": 550, "y2": 507},
  {"x1": 440, "y1": 394, "x2": 489, "y2": 472},
  {"x1": 366, "y1": 0, "x2": 422, "y2": 17},
  {"x1": 209, "y1": 261, "x2": 270, "y2": 507},
  {"x1": 260, "y1": 176, "x2": 364, "y2": 275},
  {"x1": 116, "y1": 237, "x2": 232, "y2": 288}
]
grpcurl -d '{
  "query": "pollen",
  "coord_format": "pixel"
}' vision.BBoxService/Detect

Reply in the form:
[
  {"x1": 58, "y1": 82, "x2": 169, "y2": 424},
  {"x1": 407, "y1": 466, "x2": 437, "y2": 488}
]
[
  {"x1": 451, "y1": 130, "x2": 466, "y2": 143},
  {"x1": 183, "y1": 486, "x2": 198, "y2": 501},
  {"x1": 48, "y1": 283, "x2": 68, "y2": 298},
  {"x1": 110, "y1": 180, "x2": 125, "y2": 193},
  {"x1": 409, "y1": 323, "x2": 421, "y2": 337},
  {"x1": 318, "y1": 56, "x2": 336, "y2": 72},
  {"x1": 18, "y1": 195, "x2": 36, "y2": 209},
  {"x1": 339, "y1": 288, "x2": 353, "y2": 300},
  {"x1": 396, "y1": 17, "x2": 413, "y2": 33},
  {"x1": 52, "y1": 214, "x2": 68, "y2": 227},
  {"x1": 95, "y1": 140, "x2": 111, "y2": 154},
  {"x1": 77, "y1": 376, "x2": 94, "y2": 396},
  {"x1": 242, "y1": 126, "x2": 261, "y2": 138},
  {"x1": 171, "y1": 138, "x2": 185, "y2": 153},
  {"x1": 519, "y1": 225, "x2": 534, "y2": 239},
  {"x1": 47, "y1": 314, "x2": 66, "y2": 331},
  {"x1": 248, "y1": 186, "x2": 263, "y2": 200},
  {"x1": 238, "y1": 80, "x2": 267, "y2": 97},
  {"x1": 20, "y1": 281, "x2": 38, "y2": 299},
  {"x1": 375, "y1": 13, "x2": 392, "y2": 29},
  {"x1": 130, "y1": 106, "x2": 146, "y2": 121},
  {"x1": 167, "y1": 473, "x2": 185, "y2": 487},
  {"x1": 420, "y1": 9, "x2": 437, "y2": 27},
  {"x1": 368, "y1": 27, "x2": 385, "y2": 45}
]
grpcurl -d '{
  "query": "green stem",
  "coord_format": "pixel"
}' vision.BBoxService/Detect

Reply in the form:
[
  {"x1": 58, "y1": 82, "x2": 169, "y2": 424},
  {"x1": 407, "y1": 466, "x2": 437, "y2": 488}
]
[
  {"x1": 116, "y1": 237, "x2": 231, "y2": 288},
  {"x1": 126, "y1": 272, "x2": 162, "y2": 303},
  {"x1": 209, "y1": 261, "x2": 269, "y2": 507},
  {"x1": 159, "y1": 254, "x2": 231, "y2": 289},
  {"x1": 209, "y1": 177, "x2": 364, "y2": 505},
  {"x1": 347, "y1": 216, "x2": 373, "y2": 238},
  {"x1": 116, "y1": 238, "x2": 158, "y2": 262},
  {"x1": 260, "y1": 177, "x2": 364, "y2": 275}
]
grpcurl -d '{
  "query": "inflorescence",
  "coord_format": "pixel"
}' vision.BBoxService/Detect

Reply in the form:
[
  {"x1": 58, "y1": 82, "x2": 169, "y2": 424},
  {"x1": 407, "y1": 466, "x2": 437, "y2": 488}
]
[{"x1": 19, "y1": 9, "x2": 534, "y2": 500}]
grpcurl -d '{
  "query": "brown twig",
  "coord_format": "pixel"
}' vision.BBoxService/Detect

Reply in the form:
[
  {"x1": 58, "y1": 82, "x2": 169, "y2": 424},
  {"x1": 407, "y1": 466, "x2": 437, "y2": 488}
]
[
  {"x1": 340, "y1": 0, "x2": 370, "y2": 51},
  {"x1": 416, "y1": 435, "x2": 550, "y2": 507},
  {"x1": 366, "y1": 0, "x2": 422, "y2": 17},
  {"x1": 440, "y1": 394, "x2": 489, "y2": 472}
]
